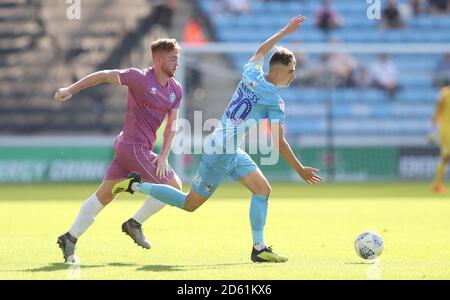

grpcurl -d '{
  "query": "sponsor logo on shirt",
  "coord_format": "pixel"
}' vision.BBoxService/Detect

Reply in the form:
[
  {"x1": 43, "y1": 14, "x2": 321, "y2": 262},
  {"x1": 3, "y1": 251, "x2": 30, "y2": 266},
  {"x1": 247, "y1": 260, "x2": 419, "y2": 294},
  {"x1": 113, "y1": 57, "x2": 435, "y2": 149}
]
[
  {"x1": 139, "y1": 99, "x2": 170, "y2": 113},
  {"x1": 204, "y1": 184, "x2": 214, "y2": 193}
]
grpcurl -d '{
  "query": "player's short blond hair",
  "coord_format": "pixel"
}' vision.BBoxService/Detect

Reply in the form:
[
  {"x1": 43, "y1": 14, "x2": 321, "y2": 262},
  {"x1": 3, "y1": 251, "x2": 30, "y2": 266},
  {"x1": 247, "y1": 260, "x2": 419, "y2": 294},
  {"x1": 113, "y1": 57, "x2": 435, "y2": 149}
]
[
  {"x1": 151, "y1": 38, "x2": 181, "y2": 56},
  {"x1": 269, "y1": 46, "x2": 295, "y2": 67}
]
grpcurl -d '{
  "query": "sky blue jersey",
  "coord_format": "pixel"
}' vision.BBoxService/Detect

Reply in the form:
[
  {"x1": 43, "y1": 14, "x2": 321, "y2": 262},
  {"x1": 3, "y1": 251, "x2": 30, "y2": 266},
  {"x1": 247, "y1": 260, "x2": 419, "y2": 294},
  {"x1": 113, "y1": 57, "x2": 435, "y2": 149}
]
[{"x1": 206, "y1": 60, "x2": 286, "y2": 154}]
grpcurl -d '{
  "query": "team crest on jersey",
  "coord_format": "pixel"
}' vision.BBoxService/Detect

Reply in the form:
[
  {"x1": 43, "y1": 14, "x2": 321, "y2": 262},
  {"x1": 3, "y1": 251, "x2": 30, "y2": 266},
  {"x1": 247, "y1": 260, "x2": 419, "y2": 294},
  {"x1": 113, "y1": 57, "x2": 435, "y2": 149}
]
[
  {"x1": 204, "y1": 184, "x2": 214, "y2": 193},
  {"x1": 249, "y1": 80, "x2": 257, "y2": 88},
  {"x1": 169, "y1": 92, "x2": 176, "y2": 103},
  {"x1": 149, "y1": 87, "x2": 157, "y2": 95},
  {"x1": 278, "y1": 99, "x2": 285, "y2": 112}
]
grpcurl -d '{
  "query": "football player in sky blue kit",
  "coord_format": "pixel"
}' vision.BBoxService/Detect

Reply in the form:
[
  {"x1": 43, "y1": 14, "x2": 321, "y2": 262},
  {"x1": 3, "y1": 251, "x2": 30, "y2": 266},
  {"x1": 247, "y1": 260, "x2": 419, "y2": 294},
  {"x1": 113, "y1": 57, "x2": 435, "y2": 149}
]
[{"x1": 113, "y1": 16, "x2": 322, "y2": 263}]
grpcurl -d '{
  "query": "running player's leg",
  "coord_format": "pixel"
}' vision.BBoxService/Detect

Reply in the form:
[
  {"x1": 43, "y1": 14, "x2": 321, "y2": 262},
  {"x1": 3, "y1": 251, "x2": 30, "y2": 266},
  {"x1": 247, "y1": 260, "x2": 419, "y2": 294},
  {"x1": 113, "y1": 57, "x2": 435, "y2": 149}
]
[
  {"x1": 433, "y1": 135, "x2": 450, "y2": 193},
  {"x1": 238, "y1": 169, "x2": 271, "y2": 246},
  {"x1": 117, "y1": 147, "x2": 221, "y2": 248},
  {"x1": 114, "y1": 154, "x2": 226, "y2": 212},
  {"x1": 116, "y1": 145, "x2": 184, "y2": 248},
  {"x1": 128, "y1": 147, "x2": 183, "y2": 225},
  {"x1": 232, "y1": 151, "x2": 287, "y2": 263},
  {"x1": 131, "y1": 173, "x2": 182, "y2": 225},
  {"x1": 433, "y1": 155, "x2": 450, "y2": 193},
  {"x1": 114, "y1": 175, "x2": 211, "y2": 212},
  {"x1": 57, "y1": 177, "x2": 124, "y2": 262},
  {"x1": 57, "y1": 141, "x2": 141, "y2": 260},
  {"x1": 121, "y1": 174, "x2": 183, "y2": 249},
  {"x1": 66, "y1": 142, "x2": 132, "y2": 237}
]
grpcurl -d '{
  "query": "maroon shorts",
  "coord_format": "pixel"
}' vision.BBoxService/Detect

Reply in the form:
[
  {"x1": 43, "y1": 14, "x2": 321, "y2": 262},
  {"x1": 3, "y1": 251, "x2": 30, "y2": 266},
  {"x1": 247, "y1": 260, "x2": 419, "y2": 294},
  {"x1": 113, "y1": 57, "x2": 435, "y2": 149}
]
[{"x1": 104, "y1": 141, "x2": 175, "y2": 184}]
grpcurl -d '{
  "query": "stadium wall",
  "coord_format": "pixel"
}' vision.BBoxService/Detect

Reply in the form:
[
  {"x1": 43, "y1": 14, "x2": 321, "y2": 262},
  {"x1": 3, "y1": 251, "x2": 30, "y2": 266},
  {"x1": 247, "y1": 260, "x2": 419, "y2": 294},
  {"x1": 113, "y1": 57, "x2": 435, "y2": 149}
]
[{"x1": 0, "y1": 137, "x2": 446, "y2": 183}]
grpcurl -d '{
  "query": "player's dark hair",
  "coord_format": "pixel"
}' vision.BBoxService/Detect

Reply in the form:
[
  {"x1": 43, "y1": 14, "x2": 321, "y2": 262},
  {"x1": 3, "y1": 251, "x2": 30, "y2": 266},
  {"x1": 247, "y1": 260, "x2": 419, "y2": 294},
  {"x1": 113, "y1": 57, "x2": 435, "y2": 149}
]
[
  {"x1": 269, "y1": 47, "x2": 295, "y2": 66},
  {"x1": 151, "y1": 39, "x2": 181, "y2": 55}
]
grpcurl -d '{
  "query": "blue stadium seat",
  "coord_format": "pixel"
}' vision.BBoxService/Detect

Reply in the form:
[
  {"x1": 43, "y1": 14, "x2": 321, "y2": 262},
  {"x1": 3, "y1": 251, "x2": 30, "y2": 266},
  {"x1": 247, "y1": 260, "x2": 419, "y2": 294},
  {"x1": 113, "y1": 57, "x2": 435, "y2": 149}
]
[{"x1": 197, "y1": 0, "x2": 448, "y2": 139}]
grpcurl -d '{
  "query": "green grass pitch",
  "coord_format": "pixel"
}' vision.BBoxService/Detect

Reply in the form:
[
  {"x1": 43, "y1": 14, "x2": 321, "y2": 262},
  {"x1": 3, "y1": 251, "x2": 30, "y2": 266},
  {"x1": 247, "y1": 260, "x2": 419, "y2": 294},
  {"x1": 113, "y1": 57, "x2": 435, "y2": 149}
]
[{"x1": 0, "y1": 182, "x2": 449, "y2": 280}]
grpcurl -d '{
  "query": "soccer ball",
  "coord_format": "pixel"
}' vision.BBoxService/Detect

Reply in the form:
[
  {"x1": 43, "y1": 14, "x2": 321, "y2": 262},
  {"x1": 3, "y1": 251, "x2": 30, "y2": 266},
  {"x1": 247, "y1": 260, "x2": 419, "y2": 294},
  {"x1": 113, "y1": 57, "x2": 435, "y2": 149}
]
[{"x1": 354, "y1": 231, "x2": 384, "y2": 260}]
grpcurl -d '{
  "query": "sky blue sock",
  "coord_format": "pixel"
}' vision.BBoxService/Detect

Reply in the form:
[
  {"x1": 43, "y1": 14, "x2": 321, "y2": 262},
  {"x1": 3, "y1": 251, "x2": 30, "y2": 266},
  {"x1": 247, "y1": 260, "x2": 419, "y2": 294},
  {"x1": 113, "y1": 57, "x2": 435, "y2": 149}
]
[
  {"x1": 249, "y1": 194, "x2": 269, "y2": 245},
  {"x1": 139, "y1": 182, "x2": 186, "y2": 209}
]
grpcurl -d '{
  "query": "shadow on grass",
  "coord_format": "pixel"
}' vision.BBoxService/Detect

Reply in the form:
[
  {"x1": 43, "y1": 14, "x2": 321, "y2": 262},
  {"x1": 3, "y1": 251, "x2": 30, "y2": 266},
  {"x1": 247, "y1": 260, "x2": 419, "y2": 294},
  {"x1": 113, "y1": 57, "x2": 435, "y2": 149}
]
[
  {"x1": 344, "y1": 262, "x2": 375, "y2": 265},
  {"x1": 136, "y1": 265, "x2": 185, "y2": 272},
  {"x1": 23, "y1": 262, "x2": 139, "y2": 273},
  {"x1": 137, "y1": 262, "x2": 259, "y2": 273},
  {"x1": 21, "y1": 262, "x2": 259, "y2": 274},
  {"x1": 23, "y1": 263, "x2": 104, "y2": 273},
  {"x1": 107, "y1": 262, "x2": 138, "y2": 268}
]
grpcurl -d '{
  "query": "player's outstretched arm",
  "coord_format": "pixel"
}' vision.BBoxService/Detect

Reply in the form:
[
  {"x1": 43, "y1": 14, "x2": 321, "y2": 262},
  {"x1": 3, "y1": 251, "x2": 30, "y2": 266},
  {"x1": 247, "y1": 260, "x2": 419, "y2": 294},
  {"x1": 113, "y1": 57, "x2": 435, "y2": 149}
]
[
  {"x1": 54, "y1": 70, "x2": 121, "y2": 102},
  {"x1": 249, "y1": 15, "x2": 306, "y2": 63},
  {"x1": 271, "y1": 122, "x2": 322, "y2": 184}
]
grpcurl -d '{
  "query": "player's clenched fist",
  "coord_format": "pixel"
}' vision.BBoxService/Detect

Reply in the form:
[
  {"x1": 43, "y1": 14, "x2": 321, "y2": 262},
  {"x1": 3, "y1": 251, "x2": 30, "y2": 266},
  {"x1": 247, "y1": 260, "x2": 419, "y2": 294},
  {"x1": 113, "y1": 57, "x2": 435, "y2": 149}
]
[{"x1": 54, "y1": 87, "x2": 73, "y2": 102}]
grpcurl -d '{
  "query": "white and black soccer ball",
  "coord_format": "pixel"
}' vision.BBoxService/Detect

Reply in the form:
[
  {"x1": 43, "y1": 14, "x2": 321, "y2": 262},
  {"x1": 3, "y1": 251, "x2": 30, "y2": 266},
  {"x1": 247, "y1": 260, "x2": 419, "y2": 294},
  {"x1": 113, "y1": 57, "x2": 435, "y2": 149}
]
[{"x1": 354, "y1": 231, "x2": 384, "y2": 260}]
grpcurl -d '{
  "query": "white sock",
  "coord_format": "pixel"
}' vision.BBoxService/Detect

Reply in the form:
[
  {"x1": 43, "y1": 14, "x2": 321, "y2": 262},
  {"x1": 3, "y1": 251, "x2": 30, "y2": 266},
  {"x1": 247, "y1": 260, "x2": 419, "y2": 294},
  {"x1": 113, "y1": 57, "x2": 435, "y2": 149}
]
[
  {"x1": 68, "y1": 193, "x2": 104, "y2": 239},
  {"x1": 253, "y1": 242, "x2": 267, "y2": 251},
  {"x1": 132, "y1": 196, "x2": 166, "y2": 224},
  {"x1": 131, "y1": 182, "x2": 141, "y2": 192}
]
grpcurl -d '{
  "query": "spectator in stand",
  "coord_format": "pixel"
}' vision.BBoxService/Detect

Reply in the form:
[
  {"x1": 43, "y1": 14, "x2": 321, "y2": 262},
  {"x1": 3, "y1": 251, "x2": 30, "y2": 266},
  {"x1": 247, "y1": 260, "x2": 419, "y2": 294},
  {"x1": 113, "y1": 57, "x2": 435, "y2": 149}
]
[
  {"x1": 211, "y1": 0, "x2": 250, "y2": 16},
  {"x1": 327, "y1": 40, "x2": 357, "y2": 87},
  {"x1": 183, "y1": 15, "x2": 208, "y2": 100},
  {"x1": 371, "y1": 54, "x2": 399, "y2": 99},
  {"x1": 294, "y1": 54, "x2": 327, "y2": 87},
  {"x1": 428, "y1": 0, "x2": 450, "y2": 14},
  {"x1": 409, "y1": 0, "x2": 426, "y2": 15},
  {"x1": 225, "y1": 0, "x2": 250, "y2": 15},
  {"x1": 434, "y1": 53, "x2": 450, "y2": 88},
  {"x1": 296, "y1": 50, "x2": 356, "y2": 88},
  {"x1": 314, "y1": 0, "x2": 343, "y2": 34},
  {"x1": 291, "y1": 52, "x2": 307, "y2": 85},
  {"x1": 295, "y1": 52, "x2": 307, "y2": 70},
  {"x1": 152, "y1": 0, "x2": 177, "y2": 31},
  {"x1": 381, "y1": 0, "x2": 405, "y2": 29},
  {"x1": 353, "y1": 64, "x2": 372, "y2": 89},
  {"x1": 184, "y1": 16, "x2": 207, "y2": 45}
]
